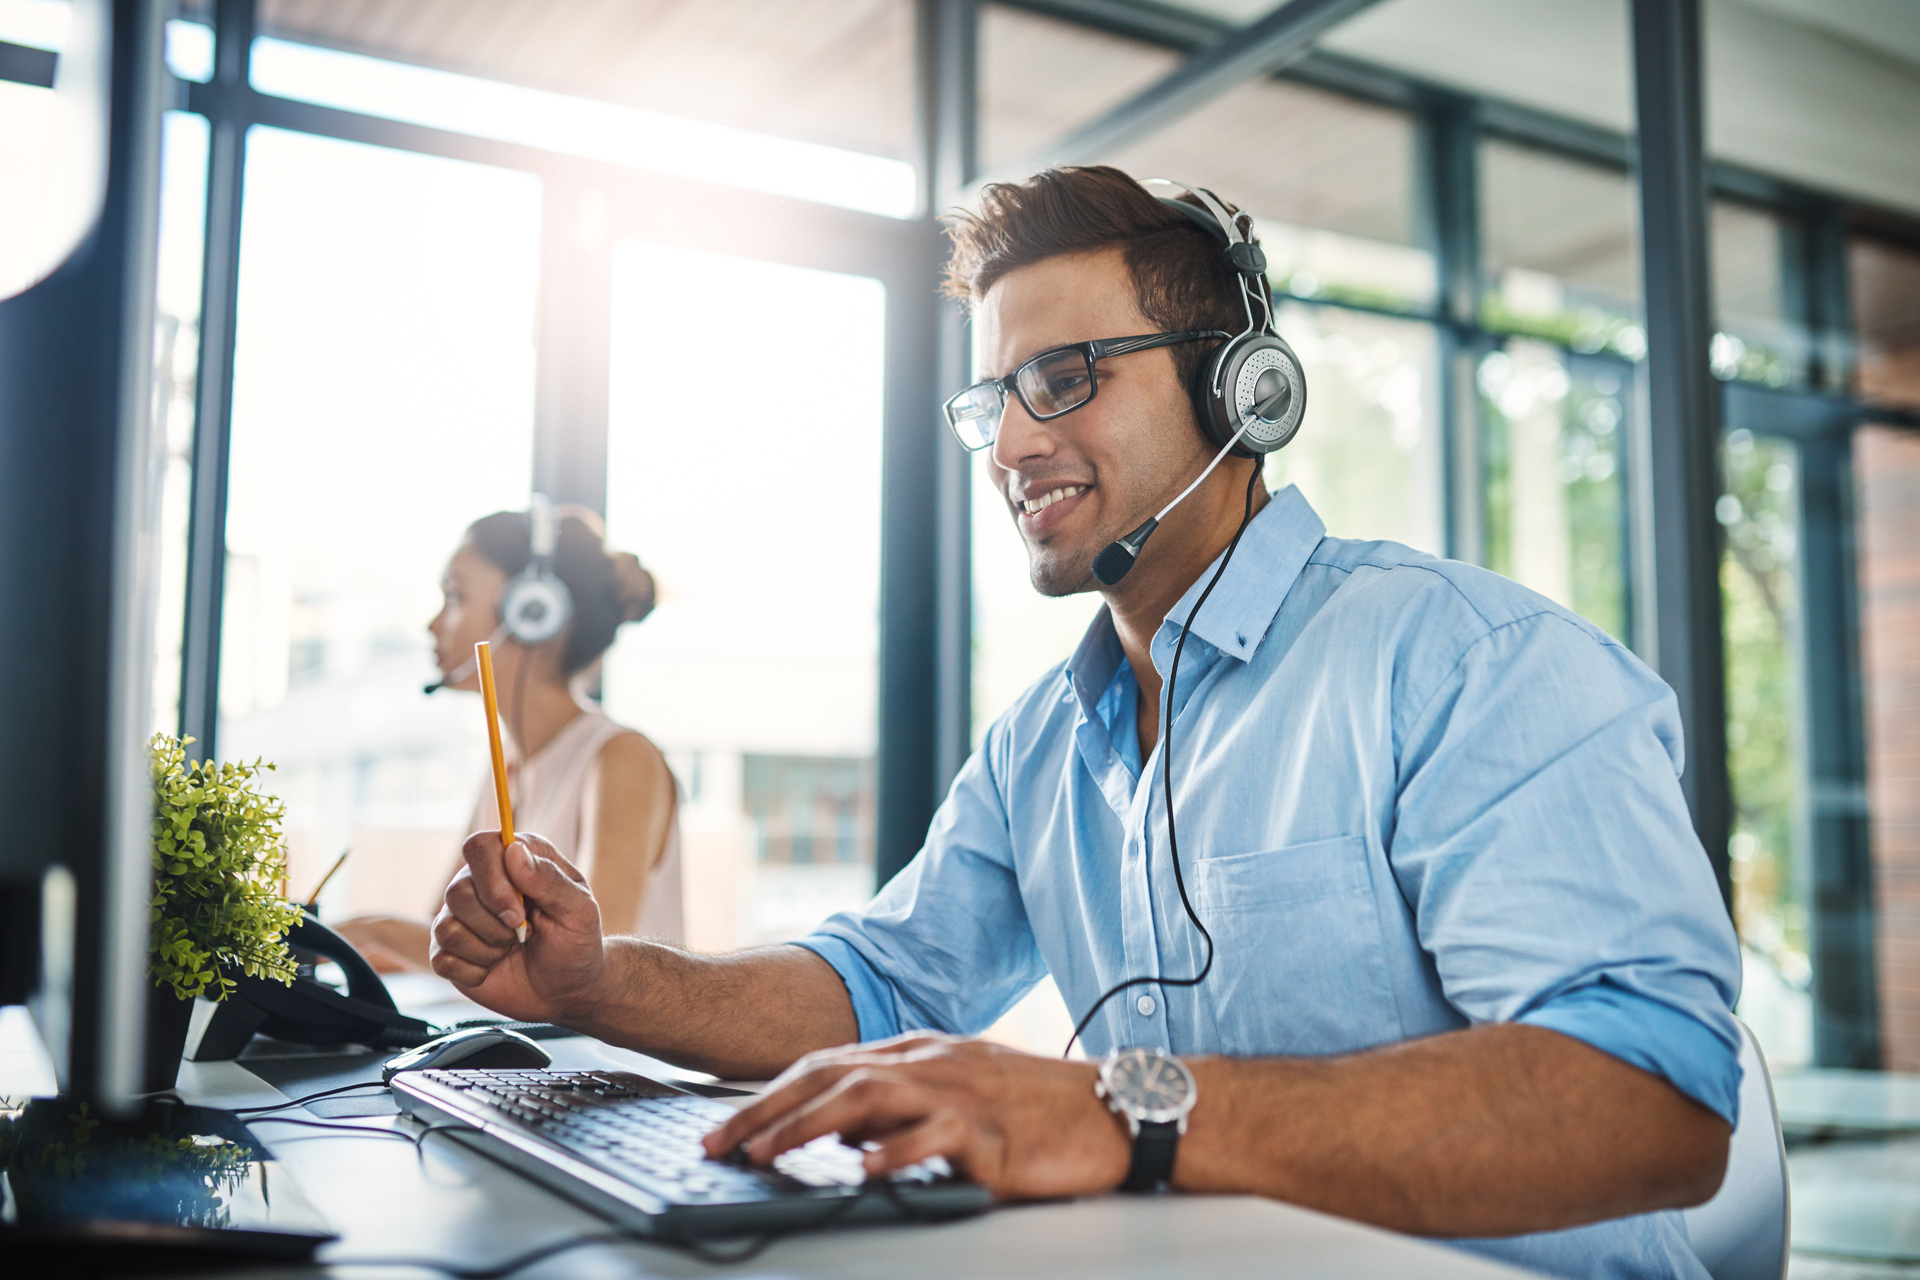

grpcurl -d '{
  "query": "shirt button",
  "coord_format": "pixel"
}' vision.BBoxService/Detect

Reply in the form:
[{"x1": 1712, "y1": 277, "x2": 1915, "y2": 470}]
[{"x1": 1136, "y1": 995, "x2": 1156, "y2": 1017}]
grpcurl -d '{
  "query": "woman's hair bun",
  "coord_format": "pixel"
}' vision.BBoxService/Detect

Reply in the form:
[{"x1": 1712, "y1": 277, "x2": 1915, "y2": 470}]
[{"x1": 612, "y1": 552, "x2": 656, "y2": 625}]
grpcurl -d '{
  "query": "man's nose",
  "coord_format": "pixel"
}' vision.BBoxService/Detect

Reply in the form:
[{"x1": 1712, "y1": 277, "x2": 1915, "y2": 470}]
[{"x1": 990, "y1": 393, "x2": 1053, "y2": 471}]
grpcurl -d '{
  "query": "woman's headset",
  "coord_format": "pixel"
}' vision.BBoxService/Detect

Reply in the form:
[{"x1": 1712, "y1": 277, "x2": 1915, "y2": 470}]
[
  {"x1": 499, "y1": 493, "x2": 573, "y2": 645},
  {"x1": 1144, "y1": 178, "x2": 1307, "y2": 457}
]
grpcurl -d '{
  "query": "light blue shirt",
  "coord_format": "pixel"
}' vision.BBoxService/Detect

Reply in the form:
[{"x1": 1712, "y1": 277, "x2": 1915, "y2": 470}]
[{"x1": 800, "y1": 485, "x2": 1741, "y2": 1280}]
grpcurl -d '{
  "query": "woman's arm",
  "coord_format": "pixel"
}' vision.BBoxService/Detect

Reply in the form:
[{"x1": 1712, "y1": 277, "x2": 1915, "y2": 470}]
[
  {"x1": 333, "y1": 915, "x2": 433, "y2": 973},
  {"x1": 579, "y1": 730, "x2": 677, "y2": 934}
]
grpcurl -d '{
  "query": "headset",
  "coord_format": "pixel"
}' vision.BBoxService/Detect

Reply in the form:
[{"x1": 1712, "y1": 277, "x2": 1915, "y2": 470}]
[
  {"x1": 1090, "y1": 180, "x2": 1308, "y2": 586},
  {"x1": 423, "y1": 494, "x2": 574, "y2": 695}
]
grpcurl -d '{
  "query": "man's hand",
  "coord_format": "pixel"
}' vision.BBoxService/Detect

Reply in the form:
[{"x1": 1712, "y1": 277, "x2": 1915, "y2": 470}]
[
  {"x1": 701, "y1": 1035, "x2": 1131, "y2": 1200},
  {"x1": 429, "y1": 831, "x2": 606, "y2": 1026}
]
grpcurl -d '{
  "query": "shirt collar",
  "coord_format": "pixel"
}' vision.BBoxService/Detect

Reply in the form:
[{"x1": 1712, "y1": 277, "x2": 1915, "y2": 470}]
[
  {"x1": 1064, "y1": 483, "x2": 1326, "y2": 703},
  {"x1": 1150, "y1": 483, "x2": 1325, "y2": 671}
]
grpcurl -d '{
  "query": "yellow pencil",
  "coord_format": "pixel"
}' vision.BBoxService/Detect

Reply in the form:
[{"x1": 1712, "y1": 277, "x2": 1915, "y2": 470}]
[{"x1": 475, "y1": 641, "x2": 529, "y2": 943}]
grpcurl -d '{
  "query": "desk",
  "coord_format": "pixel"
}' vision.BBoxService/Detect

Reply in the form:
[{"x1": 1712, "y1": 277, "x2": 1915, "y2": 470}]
[{"x1": 173, "y1": 1045, "x2": 1539, "y2": 1279}]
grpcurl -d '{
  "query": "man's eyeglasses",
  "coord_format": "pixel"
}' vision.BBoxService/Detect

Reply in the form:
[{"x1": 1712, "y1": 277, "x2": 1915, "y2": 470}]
[{"x1": 942, "y1": 330, "x2": 1227, "y2": 452}]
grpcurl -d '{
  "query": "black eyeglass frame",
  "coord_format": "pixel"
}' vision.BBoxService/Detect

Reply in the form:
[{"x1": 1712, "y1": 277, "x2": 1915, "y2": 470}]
[{"x1": 942, "y1": 330, "x2": 1229, "y2": 451}]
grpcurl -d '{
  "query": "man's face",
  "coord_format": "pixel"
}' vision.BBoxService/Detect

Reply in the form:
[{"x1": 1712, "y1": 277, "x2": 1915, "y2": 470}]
[{"x1": 978, "y1": 247, "x2": 1209, "y2": 597}]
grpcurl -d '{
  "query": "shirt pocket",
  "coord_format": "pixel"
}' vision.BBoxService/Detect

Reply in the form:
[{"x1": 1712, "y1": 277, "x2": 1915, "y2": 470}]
[{"x1": 1192, "y1": 836, "x2": 1404, "y2": 1057}]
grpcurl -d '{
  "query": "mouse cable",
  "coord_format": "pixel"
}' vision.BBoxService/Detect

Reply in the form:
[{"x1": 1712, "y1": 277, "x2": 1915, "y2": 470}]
[
  {"x1": 1064, "y1": 460, "x2": 1262, "y2": 1059},
  {"x1": 230, "y1": 1081, "x2": 390, "y2": 1115},
  {"x1": 323, "y1": 1178, "x2": 957, "y2": 1276}
]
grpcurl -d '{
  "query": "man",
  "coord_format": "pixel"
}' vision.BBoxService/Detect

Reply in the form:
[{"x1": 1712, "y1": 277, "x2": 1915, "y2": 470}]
[{"x1": 431, "y1": 167, "x2": 1741, "y2": 1279}]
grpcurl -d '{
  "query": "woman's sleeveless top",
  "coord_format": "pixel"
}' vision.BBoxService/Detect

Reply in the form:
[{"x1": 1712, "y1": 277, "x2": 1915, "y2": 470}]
[{"x1": 468, "y1": 707, "x2": 684, "y2": 942}]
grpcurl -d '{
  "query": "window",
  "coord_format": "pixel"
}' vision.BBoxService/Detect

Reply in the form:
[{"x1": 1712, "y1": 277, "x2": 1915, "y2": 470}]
[
  {"x1": 1857, "y1": 424, "x2": 1920, "y2": 1070},
  {"x1": 150, "y1": 111, "x2": 210, "y2": 735},
  {"x1": 249, "y1": 17, "x2": 915, "y2": 218},
  {"x1": 1265, "y1": 304, "x2": 1442, "y2": 555},
  {"x1": 978, "y1": 5, "x2": 1179, "y2": 175},
  {"x1": 1711, "y1": 200, "x2": 1803, "y2": 387},
  {"x1": 1851, "y1": 236, "x2": 1920, "y2": 412},
  {"x1": 261, "y1": 0, "x2": 916, "y2": 163},
  {"x1": 1477, "y1": 341, "x2": 1632, "y2": 640},
  {"x1": 1480, "y1": 140, "x2": 1643, "y2": 358},
  {"x1": 1720, "y1": 430, "x2": 1808, "y2": 1065},
  {"x1": 1107, "y1": 79, "x2": 1433, "y2": 314},
  {"x1": 601, "y1": 243, "x2": 885, "y2": 951},
  {"x1": 219, "y1": 128, "x2": 541, "y2": 916}
]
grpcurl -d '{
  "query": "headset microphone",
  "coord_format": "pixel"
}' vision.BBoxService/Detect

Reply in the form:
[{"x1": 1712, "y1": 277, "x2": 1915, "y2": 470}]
[
  {"x1": 424, "y1": 626, "x2": 510, "y2": 695},
  {"x1": 1092, "y1": 416, "x2": 1256, "y2": 586}
]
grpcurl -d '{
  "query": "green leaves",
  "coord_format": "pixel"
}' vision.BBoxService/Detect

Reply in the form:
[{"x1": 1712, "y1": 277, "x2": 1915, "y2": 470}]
[{"x1": 148, "y1": 734, "x2": 305, "y2": 1003}]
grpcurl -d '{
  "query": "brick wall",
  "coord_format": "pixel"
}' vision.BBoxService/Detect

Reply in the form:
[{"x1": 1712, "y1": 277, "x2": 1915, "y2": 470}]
[{"x1": 1859, "y1": 424, "x2": 1920, "y2": 1070}]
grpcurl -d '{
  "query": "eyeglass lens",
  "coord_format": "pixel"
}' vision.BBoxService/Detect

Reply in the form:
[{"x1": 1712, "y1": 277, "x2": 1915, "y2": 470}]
[{"x1": 1016, "y1": 349, "x2": 1095, "y2": 419}]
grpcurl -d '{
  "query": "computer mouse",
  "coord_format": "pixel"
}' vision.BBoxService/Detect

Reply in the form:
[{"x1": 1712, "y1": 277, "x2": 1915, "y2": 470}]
[{"x1": 382, "y1": 1026, "x2": 552, "y2": 1082}]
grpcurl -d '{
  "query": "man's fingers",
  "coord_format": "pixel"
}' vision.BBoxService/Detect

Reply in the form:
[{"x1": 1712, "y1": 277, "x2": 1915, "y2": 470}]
[
  {"x1": 460, "y1": 831, "x2": 528, "y2": 933},
  {"x1": 704, "y1": 1063, "x2": 858, "y2": 1157},
  {"x1": 429, "y1": 941, "x2": 495, "y2": 989},
  {"x1": 432, "y1": 910, "x2": 511, "y2": 970},
  {"x1": 862, "y1": 1109, "x2": 976, "y2": 1180},
  {"x1": 746, "y1": 1069, "x2": 932, "y2": 1164},
  {"x1": 444, "y1": 871, "x2": 516, "y2": 948}
]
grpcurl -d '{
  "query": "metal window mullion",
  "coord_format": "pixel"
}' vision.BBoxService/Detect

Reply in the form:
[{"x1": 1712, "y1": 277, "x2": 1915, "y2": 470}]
[
  {"x1": 1416, "y1": 90, "x2": 1484, "y2": 566},
  {"x1": 1628, "y1": 0, "x2": 1732, "y2": 905}
]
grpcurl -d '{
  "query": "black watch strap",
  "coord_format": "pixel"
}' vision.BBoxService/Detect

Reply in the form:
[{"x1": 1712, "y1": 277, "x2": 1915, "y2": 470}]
[{"x1": 1121, "y1": 1119, "x2": 1180, "y2": 1192}]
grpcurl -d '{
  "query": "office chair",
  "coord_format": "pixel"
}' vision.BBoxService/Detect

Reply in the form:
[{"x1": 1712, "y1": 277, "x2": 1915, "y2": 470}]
[{"x1": 1682, "y1": 1018, "x2": 1789, "y2": 1280}]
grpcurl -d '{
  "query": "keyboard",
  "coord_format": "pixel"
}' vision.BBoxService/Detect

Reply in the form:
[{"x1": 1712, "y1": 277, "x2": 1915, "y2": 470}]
[{"x1": 389, "y1": 1068, "x2": 992, "y2": 1239}]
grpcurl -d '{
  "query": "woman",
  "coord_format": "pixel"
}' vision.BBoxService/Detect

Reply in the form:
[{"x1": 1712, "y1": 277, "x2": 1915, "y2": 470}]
[{"x1": 335, "y1": 505, "x2": 681, "y2": 972}]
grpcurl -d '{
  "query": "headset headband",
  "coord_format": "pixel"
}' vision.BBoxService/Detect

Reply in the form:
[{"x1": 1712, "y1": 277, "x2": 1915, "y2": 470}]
[{"x1": 528, "y1": 492, "x2": 557, "y2": 569}]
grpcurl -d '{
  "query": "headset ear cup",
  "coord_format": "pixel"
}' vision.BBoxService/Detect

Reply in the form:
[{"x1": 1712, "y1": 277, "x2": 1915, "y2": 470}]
[
  {"x1": 1217, "y1": 335, "x2": 1307, "y2": 455},
  {"x1": 501, "y1": 572, "x2": 573, "y2": 645}
]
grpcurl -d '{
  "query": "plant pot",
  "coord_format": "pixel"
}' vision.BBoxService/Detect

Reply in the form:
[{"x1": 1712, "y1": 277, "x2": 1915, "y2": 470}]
[{"x1": 143, "y1": 984, "x2": 195, "y2": 1094}]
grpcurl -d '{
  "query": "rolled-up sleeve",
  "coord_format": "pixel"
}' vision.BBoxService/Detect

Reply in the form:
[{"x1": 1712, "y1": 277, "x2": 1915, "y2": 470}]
[
  {"x1": 1390, "y1": 608, "x2": 1744, "y2": 1124},
  {"x1": 794, "y1": 725, "x2": 1046, "y2": 1043}
]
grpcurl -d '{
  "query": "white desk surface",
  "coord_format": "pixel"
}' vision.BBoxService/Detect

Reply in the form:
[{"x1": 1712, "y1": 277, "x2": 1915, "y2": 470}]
[{"x1": 172, "y1": 1053, "x2": 1540, "y2": 1280}]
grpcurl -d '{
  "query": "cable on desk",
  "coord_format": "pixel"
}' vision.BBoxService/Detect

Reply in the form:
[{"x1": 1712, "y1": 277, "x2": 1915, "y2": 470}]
[
  {"x1": 231, "y1": 1081, "x2": 390, "y2": 1115},
  {"x1": 412, "y1": 1121, "x2": 483, "y2": 1163},
  {"x1": 245, "y1": 1115, "x2": 417, "y2": 1142}
]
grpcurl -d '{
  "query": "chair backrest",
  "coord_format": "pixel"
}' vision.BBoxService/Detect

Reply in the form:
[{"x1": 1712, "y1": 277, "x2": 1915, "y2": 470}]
[{"x1": 1682, "y1": 1017, "x2": 1789, "y2": 1280}]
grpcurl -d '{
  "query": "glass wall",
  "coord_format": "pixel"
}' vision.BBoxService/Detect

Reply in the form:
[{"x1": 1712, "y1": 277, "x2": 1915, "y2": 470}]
[
  {"x1": 602, "y1": 244, "x2": 885, "y2": 953},
  {"x1": 218, "y1": 128, "x2": 541, "y2": 918},
  {"x1": 1477, "y1": 342, "x2": 1632, "y2": 639},
  {"x1": 1480, "y1": 139, "x2": 1642, "y2": 357},
  {"x1": 1857, "y1": 423, "x2": 1920, "y2": 1070}
]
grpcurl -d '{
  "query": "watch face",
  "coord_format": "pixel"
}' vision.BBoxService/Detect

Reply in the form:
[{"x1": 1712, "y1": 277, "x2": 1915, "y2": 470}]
[{"x1": 1104, "y1": 1048, "x2": 1195, "y2": 1124}]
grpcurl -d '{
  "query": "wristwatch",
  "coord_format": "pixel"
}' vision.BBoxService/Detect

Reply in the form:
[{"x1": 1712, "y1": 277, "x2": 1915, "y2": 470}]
[{"x1": 1096, "y1": 1046, "x2": 1197, "y2": 1193}]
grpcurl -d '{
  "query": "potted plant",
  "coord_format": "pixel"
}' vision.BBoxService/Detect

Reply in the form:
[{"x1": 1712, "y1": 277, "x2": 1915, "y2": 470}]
[{"x1": 147, "y1": 734, "x2": 305, "y2": 1092}]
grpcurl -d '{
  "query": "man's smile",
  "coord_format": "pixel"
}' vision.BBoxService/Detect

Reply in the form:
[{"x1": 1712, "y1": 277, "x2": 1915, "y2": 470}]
[{"x1": 1012, "y1": 482, "x2": 1093, "y2": 537}]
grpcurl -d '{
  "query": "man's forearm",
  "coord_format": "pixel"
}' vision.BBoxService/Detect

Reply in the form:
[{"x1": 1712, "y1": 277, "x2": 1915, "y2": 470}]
[
  {"x1": 565, "y1": 940, "x2": 860, "y2": 1080},
  {"x1": 1178, "y1": 1024, "x2": 1730, "y2": 1237}
]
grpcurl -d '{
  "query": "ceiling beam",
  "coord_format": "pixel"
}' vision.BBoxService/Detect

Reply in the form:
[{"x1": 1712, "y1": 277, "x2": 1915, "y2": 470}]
[{"x1": 1034, "y1": 0, "x2": 1385, "y2": 168}]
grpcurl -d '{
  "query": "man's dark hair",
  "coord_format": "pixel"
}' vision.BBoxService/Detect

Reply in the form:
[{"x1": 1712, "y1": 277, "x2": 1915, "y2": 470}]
[{"x1": 941, "y1": 166, "x2": 1255, "y2": 401}]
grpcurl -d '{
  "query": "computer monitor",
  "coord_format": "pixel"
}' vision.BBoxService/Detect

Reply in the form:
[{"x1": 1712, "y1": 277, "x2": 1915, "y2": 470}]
[{"x1": 0, "y1": 0, "x2": 168, "y2": 1113}]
